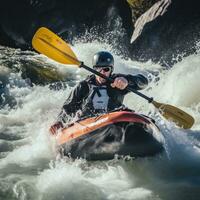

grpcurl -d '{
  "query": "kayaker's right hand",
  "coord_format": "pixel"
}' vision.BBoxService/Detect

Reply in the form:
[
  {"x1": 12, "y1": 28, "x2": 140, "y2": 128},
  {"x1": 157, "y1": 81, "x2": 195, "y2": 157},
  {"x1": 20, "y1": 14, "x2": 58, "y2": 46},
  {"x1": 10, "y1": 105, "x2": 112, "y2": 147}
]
[{"x1": 49, "y1": 121, "x2": 63, "y2": 135}]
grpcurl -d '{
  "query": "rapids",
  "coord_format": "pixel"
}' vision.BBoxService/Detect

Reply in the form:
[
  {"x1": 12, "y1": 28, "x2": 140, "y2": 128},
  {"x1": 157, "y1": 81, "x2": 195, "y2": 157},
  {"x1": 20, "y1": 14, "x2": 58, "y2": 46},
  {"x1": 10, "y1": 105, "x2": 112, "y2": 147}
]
[{"x1": 0, "y1": 41, "x2": 200, "y2": 200}]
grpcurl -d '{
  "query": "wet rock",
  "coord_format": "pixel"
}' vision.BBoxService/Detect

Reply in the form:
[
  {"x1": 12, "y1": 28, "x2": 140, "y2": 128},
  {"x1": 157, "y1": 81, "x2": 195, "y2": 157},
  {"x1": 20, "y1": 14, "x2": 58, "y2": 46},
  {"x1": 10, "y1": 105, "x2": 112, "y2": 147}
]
[
  {"x1": 127, "y1": 0, "x2": 159, "y2": 22},
  {"x1": 1, "y1": 0, "x2": 200, "y2": 67},
  {"x1": 130, "y1": 0, "x2": 200, "y2": 67},
  {"x1": 130, "y1": 0, "x2": 171, "y2": 43},
  {"x1": 0, "y1": 0, "x2": 132, "y2": 55}
]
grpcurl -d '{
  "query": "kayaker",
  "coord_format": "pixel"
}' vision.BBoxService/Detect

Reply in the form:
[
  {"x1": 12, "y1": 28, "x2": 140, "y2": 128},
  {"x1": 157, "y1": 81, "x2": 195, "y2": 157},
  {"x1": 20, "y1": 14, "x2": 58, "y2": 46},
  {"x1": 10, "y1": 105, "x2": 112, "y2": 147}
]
[{"x1": 50, "y1": 51, "x2": 148, "y2": 134}]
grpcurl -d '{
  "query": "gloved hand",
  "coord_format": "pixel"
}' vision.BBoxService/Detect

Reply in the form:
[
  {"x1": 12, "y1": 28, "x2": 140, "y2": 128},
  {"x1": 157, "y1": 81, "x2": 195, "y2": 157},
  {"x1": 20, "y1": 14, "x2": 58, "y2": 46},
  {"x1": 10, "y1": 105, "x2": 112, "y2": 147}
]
[
  {"x1": 111, "y1": 77, "x2": 128, "y2": 90},
  {"x1": 49, "y1": 121, "x2": 63, "y2": 135}
]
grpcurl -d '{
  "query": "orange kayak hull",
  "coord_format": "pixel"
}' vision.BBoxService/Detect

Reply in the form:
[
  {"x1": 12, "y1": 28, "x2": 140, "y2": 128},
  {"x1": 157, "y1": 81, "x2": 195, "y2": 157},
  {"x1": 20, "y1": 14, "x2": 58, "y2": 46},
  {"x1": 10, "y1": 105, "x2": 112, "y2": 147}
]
[{"x1": 53, "y1": 111, "x2": 164, "y2": 160}]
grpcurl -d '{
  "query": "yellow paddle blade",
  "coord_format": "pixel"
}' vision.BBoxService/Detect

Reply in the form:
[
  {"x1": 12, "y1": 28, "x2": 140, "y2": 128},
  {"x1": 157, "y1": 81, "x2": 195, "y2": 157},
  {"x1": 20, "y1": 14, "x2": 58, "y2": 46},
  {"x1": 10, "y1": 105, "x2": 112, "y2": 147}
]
[
  {"x1": 152, "y1": 101, "x2": 194, "y2": 129},
  {"x1": 32, "y1": 27, "x2": 81, "y2": 66}
]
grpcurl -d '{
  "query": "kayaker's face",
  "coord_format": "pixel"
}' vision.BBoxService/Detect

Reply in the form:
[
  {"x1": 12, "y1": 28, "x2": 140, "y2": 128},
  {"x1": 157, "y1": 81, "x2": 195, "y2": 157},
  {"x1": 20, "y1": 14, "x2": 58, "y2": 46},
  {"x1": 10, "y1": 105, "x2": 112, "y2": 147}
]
[{"x1": 95, "y1": 67, "x2": 112, "y2": 84}]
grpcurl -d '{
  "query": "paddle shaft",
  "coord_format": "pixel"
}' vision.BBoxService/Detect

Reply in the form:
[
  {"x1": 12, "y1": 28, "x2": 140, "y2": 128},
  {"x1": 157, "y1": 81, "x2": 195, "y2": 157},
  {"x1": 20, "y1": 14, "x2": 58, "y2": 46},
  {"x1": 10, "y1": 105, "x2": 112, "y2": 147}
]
[{"x1": 80, "y1": 63, "x2": 153, "y2": 103}]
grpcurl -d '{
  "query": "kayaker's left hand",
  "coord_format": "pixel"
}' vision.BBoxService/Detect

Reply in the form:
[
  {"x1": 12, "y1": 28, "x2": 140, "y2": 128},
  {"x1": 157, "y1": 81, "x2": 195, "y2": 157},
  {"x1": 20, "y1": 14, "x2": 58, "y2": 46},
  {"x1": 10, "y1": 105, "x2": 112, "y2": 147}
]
[
  {"x1": 111, "y1": 77, "x2": 128, "y2": 90},
  {"x1": 49, "y1": 121, "x2": 63, "y2": 135}
]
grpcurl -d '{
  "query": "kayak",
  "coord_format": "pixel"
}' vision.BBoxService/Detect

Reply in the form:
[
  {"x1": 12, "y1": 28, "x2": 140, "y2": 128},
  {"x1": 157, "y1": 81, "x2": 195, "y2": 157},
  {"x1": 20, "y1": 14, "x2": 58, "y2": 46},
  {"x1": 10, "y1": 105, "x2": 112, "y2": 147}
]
[{"x1": 52, "y1": 110, "x2": 164, "y2": 160}]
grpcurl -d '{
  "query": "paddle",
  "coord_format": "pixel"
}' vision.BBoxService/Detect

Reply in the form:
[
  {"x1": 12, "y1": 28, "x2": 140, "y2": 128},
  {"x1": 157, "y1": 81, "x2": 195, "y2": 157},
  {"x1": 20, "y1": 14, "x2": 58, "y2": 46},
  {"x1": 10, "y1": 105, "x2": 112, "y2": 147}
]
[{"x1": 32, "y1": 27, "x2": 195, "y2": 129}]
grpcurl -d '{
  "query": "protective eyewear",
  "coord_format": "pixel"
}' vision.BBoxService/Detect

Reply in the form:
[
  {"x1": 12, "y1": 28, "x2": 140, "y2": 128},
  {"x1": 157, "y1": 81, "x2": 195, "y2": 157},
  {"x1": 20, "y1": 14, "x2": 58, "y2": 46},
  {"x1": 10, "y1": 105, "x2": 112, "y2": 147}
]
[{"x1": 99, "y1": 67, "x2": 112, "y2": 72}]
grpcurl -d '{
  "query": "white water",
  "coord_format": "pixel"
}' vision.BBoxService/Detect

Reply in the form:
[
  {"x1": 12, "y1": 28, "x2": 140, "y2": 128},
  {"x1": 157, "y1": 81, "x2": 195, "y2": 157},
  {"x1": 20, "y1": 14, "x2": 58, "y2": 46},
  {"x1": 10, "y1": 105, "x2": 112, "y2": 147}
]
[{"x1": 0, "y1": 42, "x2": 200, "y2": 200}]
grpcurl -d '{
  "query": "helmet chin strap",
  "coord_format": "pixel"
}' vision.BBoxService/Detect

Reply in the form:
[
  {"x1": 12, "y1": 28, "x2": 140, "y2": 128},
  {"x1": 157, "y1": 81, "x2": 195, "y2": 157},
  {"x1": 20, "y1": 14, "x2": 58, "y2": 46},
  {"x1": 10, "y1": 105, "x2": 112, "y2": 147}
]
[{"x1": 111, "y1": 67, "x2": 114, "y2": 73}]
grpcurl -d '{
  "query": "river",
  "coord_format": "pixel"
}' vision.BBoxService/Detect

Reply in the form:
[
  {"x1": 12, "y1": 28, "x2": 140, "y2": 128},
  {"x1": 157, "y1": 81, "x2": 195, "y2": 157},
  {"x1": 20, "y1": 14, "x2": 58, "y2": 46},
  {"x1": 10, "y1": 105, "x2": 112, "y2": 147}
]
[{"x1": 0, "y1": 40, "x2": 200, "y2": 200}]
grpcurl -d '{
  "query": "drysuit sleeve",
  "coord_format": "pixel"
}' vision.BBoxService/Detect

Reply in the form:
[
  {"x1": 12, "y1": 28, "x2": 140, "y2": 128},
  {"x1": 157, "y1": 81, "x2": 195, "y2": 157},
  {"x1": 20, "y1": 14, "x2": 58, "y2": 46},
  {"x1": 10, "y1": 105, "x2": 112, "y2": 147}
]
[
  {"x1": 125, "y1": 74, "x2": 148, "y2": 90},
  {"x1": 111, "y1": 73, "x2": 148, "y2": 93},
  {"x1": 57, "y1": 81, "x2": 89, "y2": 122}
]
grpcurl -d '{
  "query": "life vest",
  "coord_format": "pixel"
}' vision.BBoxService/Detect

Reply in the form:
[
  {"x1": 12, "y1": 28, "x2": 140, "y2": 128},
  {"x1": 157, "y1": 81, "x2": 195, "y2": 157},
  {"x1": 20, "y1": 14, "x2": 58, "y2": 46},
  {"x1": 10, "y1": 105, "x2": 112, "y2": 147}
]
[{"x1": 82, "y1": 84, "x2": 110, "y2": 113}]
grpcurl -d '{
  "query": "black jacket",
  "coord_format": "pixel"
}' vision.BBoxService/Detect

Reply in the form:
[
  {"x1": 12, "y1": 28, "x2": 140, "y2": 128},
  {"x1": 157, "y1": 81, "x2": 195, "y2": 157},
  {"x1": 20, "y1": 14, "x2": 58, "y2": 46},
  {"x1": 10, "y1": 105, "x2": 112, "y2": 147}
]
[{"x1": 58, "y1": 73, "x2": 148, "y2": 122}]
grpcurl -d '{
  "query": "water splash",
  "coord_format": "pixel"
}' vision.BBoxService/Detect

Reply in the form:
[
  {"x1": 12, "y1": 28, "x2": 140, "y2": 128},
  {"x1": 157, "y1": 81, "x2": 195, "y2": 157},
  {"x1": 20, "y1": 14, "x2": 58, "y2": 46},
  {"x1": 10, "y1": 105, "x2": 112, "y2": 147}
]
[{"x1": 0, "y1": 38, "x2": 200, "y2": 200}]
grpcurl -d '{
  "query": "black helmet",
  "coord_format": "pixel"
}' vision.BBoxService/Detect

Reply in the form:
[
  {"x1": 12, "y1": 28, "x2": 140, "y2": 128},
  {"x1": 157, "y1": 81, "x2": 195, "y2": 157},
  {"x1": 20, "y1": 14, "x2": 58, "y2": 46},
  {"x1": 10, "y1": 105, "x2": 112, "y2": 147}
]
[{"x1": 92, "y1": 51, "x2": 114, "y2": 68}]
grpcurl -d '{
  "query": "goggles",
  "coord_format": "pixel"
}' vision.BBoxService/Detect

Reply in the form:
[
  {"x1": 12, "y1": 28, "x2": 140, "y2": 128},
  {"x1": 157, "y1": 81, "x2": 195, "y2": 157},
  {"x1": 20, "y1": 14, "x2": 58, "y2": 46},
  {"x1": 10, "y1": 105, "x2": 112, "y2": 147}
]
[{"x1": 96, "y1": 67, "x2": 113, "y2": 72}]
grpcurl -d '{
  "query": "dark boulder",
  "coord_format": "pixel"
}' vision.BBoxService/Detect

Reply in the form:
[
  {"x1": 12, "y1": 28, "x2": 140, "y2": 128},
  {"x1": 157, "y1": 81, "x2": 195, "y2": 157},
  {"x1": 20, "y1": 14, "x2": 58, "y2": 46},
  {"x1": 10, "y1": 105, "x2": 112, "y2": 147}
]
[
  {"x1": 1, "y1": 0, "x2": 200, "y2": 67},
  {"x1": 0, "y1": 0, "x2": 132, "y2": 56},
  {"x1": 130, "y1": 0, "x2": 200, "y2": 67}
]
